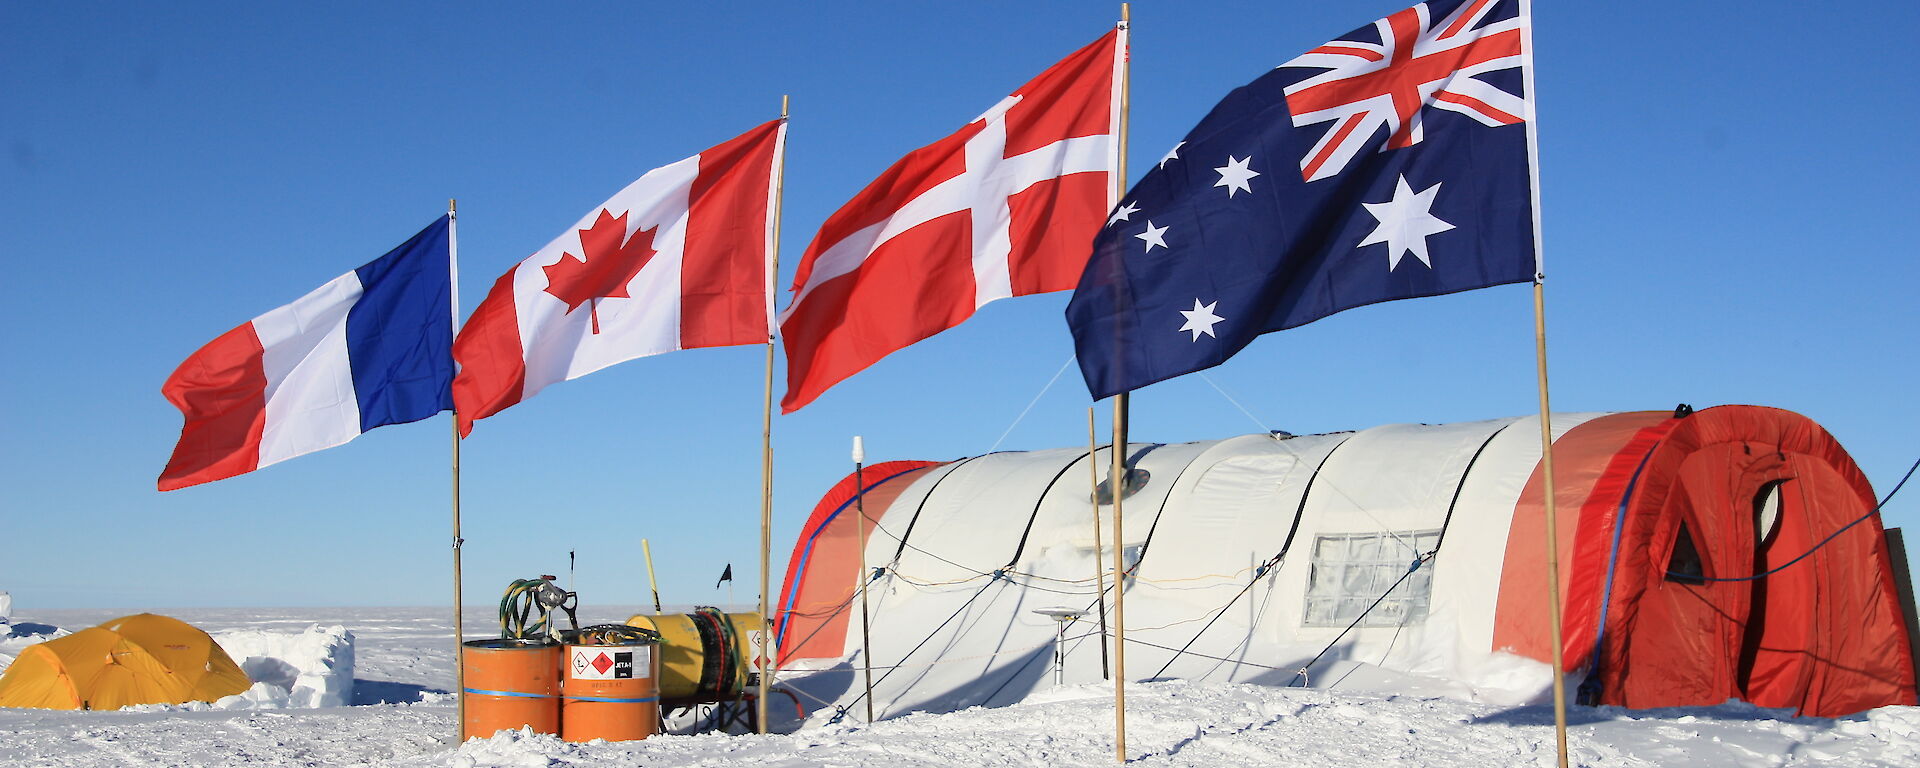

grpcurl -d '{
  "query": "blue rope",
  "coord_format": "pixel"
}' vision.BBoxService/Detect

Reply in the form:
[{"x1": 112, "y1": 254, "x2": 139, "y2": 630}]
[
  {"x1": 1664, "y1": 457, "x2": 1918, "y2": 583},
  {"x1": 463, "y1": 687, "x2": 556, "y2": 699},
  {"x1": 561, "y1": 694, "x2": 661, "y2": 704}
]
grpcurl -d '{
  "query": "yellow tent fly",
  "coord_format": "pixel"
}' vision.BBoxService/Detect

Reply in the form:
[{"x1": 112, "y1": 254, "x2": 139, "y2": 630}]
[{"x1": 0, "y1": 613, "x2": 250, "y2": 710}]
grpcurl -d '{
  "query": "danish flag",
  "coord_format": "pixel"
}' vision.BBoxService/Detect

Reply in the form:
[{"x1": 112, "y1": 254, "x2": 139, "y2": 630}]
[
  {"x1": 779, "y1": 28, "x2": 1122, "y2": 412},
  {"x1": 1282, "y1": 0, "x2": 1526, "y2": 182}
]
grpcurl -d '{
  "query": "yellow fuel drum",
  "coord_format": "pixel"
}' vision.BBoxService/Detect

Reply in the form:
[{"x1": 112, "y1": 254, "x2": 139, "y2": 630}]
[{"x1": 624, "y1": 610, "x2": 760, "y2": 704}]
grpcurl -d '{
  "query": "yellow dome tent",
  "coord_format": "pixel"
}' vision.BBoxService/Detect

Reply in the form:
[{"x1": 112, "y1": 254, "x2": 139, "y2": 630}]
[{"x1": 0, "y1": 613, "x2": 250, "y2": 710}]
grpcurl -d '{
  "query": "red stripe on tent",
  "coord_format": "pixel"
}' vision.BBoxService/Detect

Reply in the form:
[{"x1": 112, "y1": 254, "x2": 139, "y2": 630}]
[
  {"x1": 1559, "y1": 415, "x2": 1682, "y2": 667},
  {"x1": 450, "y1": 265, "x2": 526, "y2": 437},
  {"x1": 1492, "y1": 411, "x2": 1674, "y2": 666},
  {"x1": 1496, "y1": 406, "x2": 1916, "y2": 717},
  {"x1": 681, "y1": 119, "x2": 782, "y2": 350},
  {"x1": 776, "y1": 460, "x2": 944, "y2": 666},
  {"x1": 158, "y1": 322, "x2": 268, "y2": 491},
  {"x1": 1583, "y1": 406, "x2": 1914, "y2": 717}
]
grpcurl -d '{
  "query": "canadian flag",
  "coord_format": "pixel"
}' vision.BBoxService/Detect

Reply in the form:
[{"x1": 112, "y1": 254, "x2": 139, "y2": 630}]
[
  {"x1": 779, "y1": 28, "x2": 1123, "y2": 412},
  {"x1": 454, "y1": 120, "x2": 784, "y2": 435}
]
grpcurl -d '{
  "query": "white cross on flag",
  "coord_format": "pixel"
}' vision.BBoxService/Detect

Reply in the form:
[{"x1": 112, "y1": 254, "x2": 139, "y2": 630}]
[{"x1": 779, "y1": 28, "x2": 1122, "y2": 411}]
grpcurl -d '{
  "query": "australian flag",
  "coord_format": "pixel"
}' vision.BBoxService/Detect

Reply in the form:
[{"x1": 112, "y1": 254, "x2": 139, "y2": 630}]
[{"x1": 1067, "y1": 0, "x2": 1538, "y2": 399}]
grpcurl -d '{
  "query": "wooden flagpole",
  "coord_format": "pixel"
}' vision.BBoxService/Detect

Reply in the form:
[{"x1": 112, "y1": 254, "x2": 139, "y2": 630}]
[
  {"x1": 1110, "y1": 5, "x2": 1131, "y2": 763},
  {"x1": 853, "y1": 436, "x2": 876, "y2": 723},
  {"x1": 1534, "y1": 284, "x2": 1569, "y2": 768},
  {"x1": 1087, "y1": 408, "x2": 1110, "y2": 680},
  {"x1": 756, "y1": 94, "x2": 790, "y2": 735},
  {"x1": 448, "y1": 198, "x2": 467, "y2": 742},
  {"x1": 1514, "y1": 2, "x2": 1568, "y2": 766},
  {"x1": 1110, "y1": 393, "x2": 1129, "y2": 764}
]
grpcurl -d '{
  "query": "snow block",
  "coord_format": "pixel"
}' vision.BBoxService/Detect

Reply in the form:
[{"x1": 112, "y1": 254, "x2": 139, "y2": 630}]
[
  {"x1": 0, "y1": 618, "x2": 67, "y2": 675},
  {"x1": 212, "y1": 624, "x2": 355, "y2": 708}
]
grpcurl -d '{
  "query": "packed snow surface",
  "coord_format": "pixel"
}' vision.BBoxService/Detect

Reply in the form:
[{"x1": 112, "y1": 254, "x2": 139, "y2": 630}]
[{"x1": 0, "y1": 606, "x2": 1916, "y2": 767}]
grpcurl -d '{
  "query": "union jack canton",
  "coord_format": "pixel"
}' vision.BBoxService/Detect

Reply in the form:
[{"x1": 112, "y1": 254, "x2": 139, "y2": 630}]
[{"x1": 1067, "y1": 0, "x2": 1540, "y2": 399}]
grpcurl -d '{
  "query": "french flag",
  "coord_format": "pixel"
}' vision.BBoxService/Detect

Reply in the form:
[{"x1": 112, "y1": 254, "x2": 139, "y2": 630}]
[{"x1": 159, "y1": 216, "x2": 455, "y2": 491}]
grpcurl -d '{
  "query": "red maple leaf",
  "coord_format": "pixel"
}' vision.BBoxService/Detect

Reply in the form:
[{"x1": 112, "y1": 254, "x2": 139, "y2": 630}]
[{"x1": 542, "y1": 208, "x2": 660, "y2": 333}]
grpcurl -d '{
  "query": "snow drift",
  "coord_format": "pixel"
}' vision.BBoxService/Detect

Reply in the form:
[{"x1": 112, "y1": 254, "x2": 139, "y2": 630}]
[{"x1": 210, "y1": 624, "x2": 355, "y2": 709}]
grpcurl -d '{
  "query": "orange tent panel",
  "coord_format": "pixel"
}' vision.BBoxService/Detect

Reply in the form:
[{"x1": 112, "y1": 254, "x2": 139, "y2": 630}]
[{"x1": 0, "y1": 613, "x2": 251, "y2": 710}]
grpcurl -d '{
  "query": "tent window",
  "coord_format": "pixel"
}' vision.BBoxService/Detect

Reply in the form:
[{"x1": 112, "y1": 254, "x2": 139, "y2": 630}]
[
  {"x1": 1667, "y1": 522, "x2": 1706, "y2": 583},
  {"x1": 1754, "y1": 480, "x2": 1785, "y2": 547},
  {"x1": 1303, "y1": 530, "x2": 1440, "y2": 628}
]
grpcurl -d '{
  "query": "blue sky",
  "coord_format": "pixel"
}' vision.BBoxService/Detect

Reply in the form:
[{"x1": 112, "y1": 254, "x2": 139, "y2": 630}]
[{"x1": 2, "y1": 1, "x2": 1914, "y2": 612}]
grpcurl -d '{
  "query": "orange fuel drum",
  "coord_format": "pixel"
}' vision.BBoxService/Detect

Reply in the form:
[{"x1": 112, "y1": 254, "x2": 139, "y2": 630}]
[
  {"x1": 461, "y1": 639, "x2": 561, "y2": 739},
  {"x1": 560, "y1": 637, "x2": 661, "y2": 742}
]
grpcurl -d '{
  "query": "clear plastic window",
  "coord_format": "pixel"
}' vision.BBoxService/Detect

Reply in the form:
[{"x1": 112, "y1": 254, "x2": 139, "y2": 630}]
[{"x1": 1303, "y1": 530, "x2": 1440, "y2": 627}]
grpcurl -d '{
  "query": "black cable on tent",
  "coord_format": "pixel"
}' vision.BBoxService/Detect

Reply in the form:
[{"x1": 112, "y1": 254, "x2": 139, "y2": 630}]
[
  {"x1": 1125, "y1": 635, "x2": 1286, "y2": 671},
  {"x1": 1280, "y1": 426, "x2": 1521, "y2": 685},
  {"x1": 806, "y1": 423, "x2": 1521, "y2": 715},
  {"x1": 1290, "y1": 551, "x2": 1437, "y2": 687},
  {"x1": 770, "y1": 590, "x2": 862, "y2": 665},
  {"x1": 1113, "y1": 444, "x2": 1180, "y2": 563},
  {"x1": 1666, "y1": 456, "x2": 1917, "y2": 583},
  {"x1": 1145, "y1": 434, "x2": 1355, "y2": 680},
  {"x1": 1002, "y1": 449, "x2": 1100, "y2": 569},
  {"x1": 1144, "y1": 422, "x2": 1510, "y2": 682},
  {"x1": 1430, "y1": 423, "x2": 1516, "y2": 552},
  {"x1": 826, "y1": 577, "x2": 1008, "y2": 724},
  {"x1": 1266, "y1": 434, "x2": 1358, "y2": 578},
  {"x1": 885, "y1": 456, "x2": 987, "y2": 565}
]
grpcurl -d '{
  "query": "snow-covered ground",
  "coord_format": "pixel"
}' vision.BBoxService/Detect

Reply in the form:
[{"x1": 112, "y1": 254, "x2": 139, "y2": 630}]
[{"x1": 2, "y1": 606, "x2": 1917, "y2": 767}]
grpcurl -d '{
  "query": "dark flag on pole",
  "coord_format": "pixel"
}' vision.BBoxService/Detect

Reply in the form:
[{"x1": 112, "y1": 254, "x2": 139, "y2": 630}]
[
  {"x1": 715, "y1": 564, "x2": 733, "y2": 590},
  {"x1": 1066, "y1": 0, "x2": 1539, "y2": 399}
]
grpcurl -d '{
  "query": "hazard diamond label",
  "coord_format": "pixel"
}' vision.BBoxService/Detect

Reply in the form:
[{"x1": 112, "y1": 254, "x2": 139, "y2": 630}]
[
  {"x1": 747, "y1": 629, "x2": 769, "y2": 672},
  {"x1": 570, "y1": 646, "x2": 652, "y2": 680}
]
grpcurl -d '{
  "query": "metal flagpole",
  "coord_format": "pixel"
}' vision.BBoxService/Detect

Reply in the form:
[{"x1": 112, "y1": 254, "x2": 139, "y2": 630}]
[
  {"x1": 853, "y1": 436, "x2": 876, "y2": 723},
  {"x1": 1515, "y1": 2, "x2": 1568, "y2": 766},
  {"x1": 1109, "y1": 5, "x2": 1131, "y2": 763},
  {"x1": 448, "y1": 198, "x2": 467, "y2": 742},
  {"x1": 1087, "y1": 408, "x2": 1110, "y2": 680},
  {"x1": 756, "y1": 95, "x2": 790, "y2": 735}
]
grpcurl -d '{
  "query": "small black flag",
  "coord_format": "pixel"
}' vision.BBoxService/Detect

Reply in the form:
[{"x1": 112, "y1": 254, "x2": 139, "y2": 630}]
[{"x1": 715, "y1": 564, "x2": 733, "y2": 589}]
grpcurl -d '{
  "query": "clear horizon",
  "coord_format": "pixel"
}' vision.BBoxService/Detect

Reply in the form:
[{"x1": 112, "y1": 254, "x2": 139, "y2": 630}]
[{"x1": 3, "y1": 0, "x2": 1915, "y2": 611}]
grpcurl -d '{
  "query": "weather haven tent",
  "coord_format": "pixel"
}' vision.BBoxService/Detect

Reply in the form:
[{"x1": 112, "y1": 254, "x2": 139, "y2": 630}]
[
  {"x1": 0, "y1": 613, "x2": 250, "y2": 710},
  {"x1": 774, "y1": 405, "x2": 1917, "y2": 719}
]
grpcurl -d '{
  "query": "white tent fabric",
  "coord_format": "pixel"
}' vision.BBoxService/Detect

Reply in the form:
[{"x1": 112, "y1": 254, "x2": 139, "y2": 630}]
[{"x1": 786, "y1": 414, "x2": 1608, "y2": 722}]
